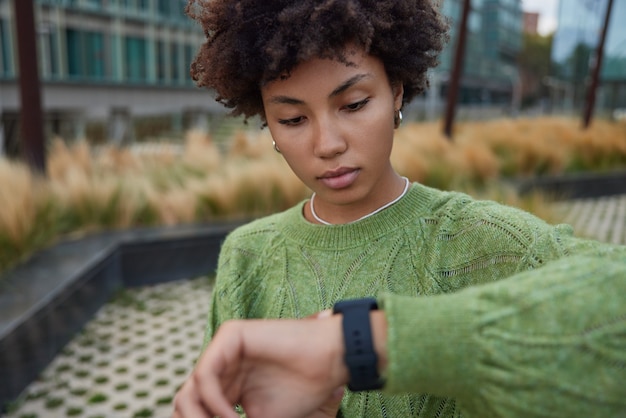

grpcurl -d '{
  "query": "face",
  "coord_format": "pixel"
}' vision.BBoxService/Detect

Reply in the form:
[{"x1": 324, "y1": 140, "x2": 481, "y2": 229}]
[{"x1": 261, "y1": 48, "x2": 404, "y2": 223}]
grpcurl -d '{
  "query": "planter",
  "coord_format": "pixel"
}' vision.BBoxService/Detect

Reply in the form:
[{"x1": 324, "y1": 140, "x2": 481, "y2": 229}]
[
  {"x1": 513, "y1": 170, "x2": 626, "y2": 199},
  {"x1": 0, "y1": 222, "x2": 242, "y2": 411}
]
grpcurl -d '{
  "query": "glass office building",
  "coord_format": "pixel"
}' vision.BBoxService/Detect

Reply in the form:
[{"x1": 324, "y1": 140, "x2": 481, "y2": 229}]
[
  {"x1": 0, "y1": 0, "x2": 202, "y2": 85},
  {"x1": 0, "y1": 0, "x2": 224, "y2": 150},
  {"x1": 0, "y1": 0, "x2": 525, "y2": 96},
  {"x1": 0, "y1": 0, "x2": 526, "y2": 146},
  {"x1": 0, "y1": 0, "x2": 202, "y2": 86},
  {"x1": 551, "y1": 0, "x2": 626, "y2": 114},
  {"x1": 413, "y1": 0, "x2": 523, "y2": 120}
]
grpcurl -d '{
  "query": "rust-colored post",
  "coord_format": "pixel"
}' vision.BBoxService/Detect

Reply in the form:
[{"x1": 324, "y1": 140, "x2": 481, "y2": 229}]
[
  {"x1": 14, "y1": 0, "x2": 46, "y2": 173},
  {"x1": 443, "y1": 0, "x2": 471, "y2": 140},
  {"x1": 582, "y1": 0, "x2": 614, "y2": 129}
]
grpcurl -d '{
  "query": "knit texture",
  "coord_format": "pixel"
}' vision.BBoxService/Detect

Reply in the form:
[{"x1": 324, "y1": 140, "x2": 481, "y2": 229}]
[
  {"x1": 205, "y1": 182, "x2": 612, "y2": 418},
  {"x1": 381, "y1": 248, "x2": 626, "y2": 417}
]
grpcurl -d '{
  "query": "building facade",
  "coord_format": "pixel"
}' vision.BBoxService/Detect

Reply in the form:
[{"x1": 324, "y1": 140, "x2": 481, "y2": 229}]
[
  {"x1": 0, "y1": 0, "x2": 225, "y2": 153},
  {"x1": 523, "y1": 11, "x2": 539, "y2": 35},
  {"x1": 0, "y1": 0, "x2": 526, "y2": 151},
  {"x1": 414, "y1": 0, "x2": 523, "y2": 120},
  {"x1": 551, "y1": 0, "x2": 626, "y2": 116}
]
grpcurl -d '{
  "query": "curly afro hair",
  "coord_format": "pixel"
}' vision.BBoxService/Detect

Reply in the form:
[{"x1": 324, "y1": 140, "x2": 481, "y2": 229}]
[{"x1": 186, "y1": 0, "x2": 449, "y2": 120}]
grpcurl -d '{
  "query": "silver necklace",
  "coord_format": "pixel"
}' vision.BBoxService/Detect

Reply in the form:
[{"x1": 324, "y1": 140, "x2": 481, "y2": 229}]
[{"x1": 309, "y1": 177, "x2": 410, "y2": 225}]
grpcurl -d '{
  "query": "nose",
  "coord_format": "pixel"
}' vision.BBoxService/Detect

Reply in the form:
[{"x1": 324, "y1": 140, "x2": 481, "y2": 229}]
[{"x1": 312, "y1": 116, "x2": 347, "y2": 158}]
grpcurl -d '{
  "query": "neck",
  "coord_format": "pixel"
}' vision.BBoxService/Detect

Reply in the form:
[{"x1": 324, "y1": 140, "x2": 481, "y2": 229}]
[{"x1": 309, "y1": 177, "x2": 410, "y2": 225}]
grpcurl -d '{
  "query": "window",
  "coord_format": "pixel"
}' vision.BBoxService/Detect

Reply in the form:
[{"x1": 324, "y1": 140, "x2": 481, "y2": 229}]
[
  {"x1": 174, "y1": 0, "x2": 187, "y2": 20},
  {"x1": 40, "y1": 24, "x2": 60, "y2": 78},
  {"x1": 157, "y1": 40, "x2": 166, "y2": 82},
  {"x1": 0, "y1": 19, "x2": 10, "y2": 76},
  {"x1": 157, "y1": 0, "x2": 187, "y2": 20},
  {"x1": 158, "y1": 0, "x2": 170, "y2": 15},
  {"x1": 66, "y1": 29, "x2": 105, "y2": 79},
  {"x1": 170, "y1": 42, "x2": 180, "y2": 82},
  {"x1": 84, "y1": 0, "x2": 103, "y2": 8},
  {"x1": 125, "y1": 36, "x2": 147, "y2": 81},
  {"x1": 184, "y1": 44, "x2": 193, "y2": 84}
]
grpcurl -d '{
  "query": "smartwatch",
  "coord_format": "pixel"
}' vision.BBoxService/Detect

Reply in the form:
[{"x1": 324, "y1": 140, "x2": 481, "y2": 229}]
[{"x1": 333, "y1": 297, "x2": 384, "y2": 391}]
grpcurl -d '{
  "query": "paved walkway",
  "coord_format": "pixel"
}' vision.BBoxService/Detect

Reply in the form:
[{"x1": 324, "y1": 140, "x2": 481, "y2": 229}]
[
  {"x1": 3, "y1": 195, "x2": 626, "y2": 418},
  {"x1": 3, "y1": 279, "x2": 212, "y2": 418},
  {"x1": 553, "y1": 194, "x2": 626, "y2": 245}
]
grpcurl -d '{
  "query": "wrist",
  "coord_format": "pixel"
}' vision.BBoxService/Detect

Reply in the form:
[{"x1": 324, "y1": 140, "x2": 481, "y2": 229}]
[
  {"x1": 327, "y1": 314, "x2": 350, "y2": 387},
  {"x1": 333, "y1": 297, "x2": 385, "y2": 391},
  {"x1": 370, "y1": 310, "x2": 388, "y2": 376}
]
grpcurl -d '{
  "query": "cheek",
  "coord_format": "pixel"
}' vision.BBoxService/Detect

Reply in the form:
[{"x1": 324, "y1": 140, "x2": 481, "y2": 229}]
[
  {"x1": 272, "y1": 141, "x2": 313, "y2": 180},
  {"x1": 269, "y1": 128, "x2": 304, "y2": 158},
  {"x1": 356, "y1": 111, "x2": 395, "y2": 150},
  {"x1": 282, "y1": 158, "x2": 317, "y2": 189}
]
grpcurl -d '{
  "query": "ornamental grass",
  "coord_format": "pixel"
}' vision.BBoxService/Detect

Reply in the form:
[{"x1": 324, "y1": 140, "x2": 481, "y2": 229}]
[{"x1": 1, "y1": 116, "x2": 625, "y2": 277}]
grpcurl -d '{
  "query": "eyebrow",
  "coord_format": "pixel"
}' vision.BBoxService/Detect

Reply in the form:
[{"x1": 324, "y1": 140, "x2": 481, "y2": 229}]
[{"x1": 267, "y1": 73, "x2": 372, "y2": 105}]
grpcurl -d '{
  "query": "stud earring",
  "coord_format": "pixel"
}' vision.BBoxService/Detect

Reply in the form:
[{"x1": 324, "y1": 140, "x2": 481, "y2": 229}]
[
  {"x1": 273, "y1": 140, "x2": 281, "y2": 153},
  {"x1": 394, "y1": 109, "x2": 403, "y2": 129}
]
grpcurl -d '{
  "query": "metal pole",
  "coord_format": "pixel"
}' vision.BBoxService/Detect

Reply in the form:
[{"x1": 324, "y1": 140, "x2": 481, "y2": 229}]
[
  {"x1": 14, "y1": 0, "x2": 46, "y2": 174},
  {"x1": 443, "y1": 0, "x2": 471, "y2": 140},
  {"x1": 582, "y1": 0, "x2": 614, "y2": 129}
]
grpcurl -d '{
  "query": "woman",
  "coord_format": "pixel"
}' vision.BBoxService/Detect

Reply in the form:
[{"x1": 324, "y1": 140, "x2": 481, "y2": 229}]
[
  {"x1": 173, "y1": 253, "x2": 626, "y2": 418},
  {"x1": 176, "y1": 1, "x2": 623, "y2": 417}
]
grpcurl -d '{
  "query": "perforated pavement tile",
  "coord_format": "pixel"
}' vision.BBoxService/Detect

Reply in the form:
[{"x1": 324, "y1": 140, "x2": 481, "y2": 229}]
[{"x1": 3, "y1": 277, "x2": 212, "y2": 418}]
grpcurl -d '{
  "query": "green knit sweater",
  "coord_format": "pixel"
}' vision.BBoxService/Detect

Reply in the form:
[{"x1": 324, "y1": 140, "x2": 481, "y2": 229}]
[
  {"x1": 380, "y1": 248, "x2": 626, "y2": 417},
  {"x1": 205, "y1": 183, "x2": 620, "y2": 418}
]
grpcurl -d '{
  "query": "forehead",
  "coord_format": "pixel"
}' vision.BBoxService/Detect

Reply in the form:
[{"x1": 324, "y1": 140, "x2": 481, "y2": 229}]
[{"x1": 261, "y1": 51, "x2": 388, "y2": 98}]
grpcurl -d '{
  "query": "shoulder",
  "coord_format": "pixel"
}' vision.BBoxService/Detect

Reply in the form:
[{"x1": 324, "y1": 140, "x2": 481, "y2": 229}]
[
  {"x1": 420, "y1": 188, "x2": 568, "y2": 262},
  {"x1": 425, "y1": 188, "x2": 552, "y2": 235},
  {"x1": 213, "y1": 207, "x2": 298, "y2": 298},
  {"x1": 220, "y1": 208, "x2": 294, "y2": 255}
]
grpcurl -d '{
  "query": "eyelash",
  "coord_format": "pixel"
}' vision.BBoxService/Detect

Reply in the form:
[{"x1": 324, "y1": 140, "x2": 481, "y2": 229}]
[
  {"x1": 278, "y1": 116, "x2": 304, "y2": 126},
  {"x1": 277, "y1": 98, "x2": 370, "y2": 126},
  {"x1": 344, "y1": 98, "x2": 370, "y2": 112}
]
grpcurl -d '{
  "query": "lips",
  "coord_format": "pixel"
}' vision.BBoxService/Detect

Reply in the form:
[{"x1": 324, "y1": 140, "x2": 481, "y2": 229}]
[{"x1": 318, "y1": 167, "x2": 360, "y2": 189}]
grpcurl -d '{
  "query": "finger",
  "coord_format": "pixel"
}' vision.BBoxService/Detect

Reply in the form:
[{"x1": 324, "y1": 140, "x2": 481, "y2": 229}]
[
  {"x1": 192, "y1": 368, "x2": 241, "y2": 418},
  {"x1": 304, "y1": 309, "x2": 333, "y2": 320},
  {"x1": 194, "y1": 329, "x2": 244, "y2": 418},
  {"x1": 172, "y1": 379, "x2": 218, "y2": 418},
  {"x1": 315, "y1": 309, "x2": 333, "y2": 319}
]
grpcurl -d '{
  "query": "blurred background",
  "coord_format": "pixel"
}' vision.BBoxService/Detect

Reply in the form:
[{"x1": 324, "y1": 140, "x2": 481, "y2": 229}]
[
  {"x1": 2, "y1": 0, "x2": 626, "y2": 294},
  {"x1": 0, "y1": 0, "x2": 624, "y2": 151}
]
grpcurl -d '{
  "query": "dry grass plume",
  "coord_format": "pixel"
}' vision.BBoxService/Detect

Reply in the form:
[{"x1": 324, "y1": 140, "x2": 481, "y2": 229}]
[{"x1": 1, "y1": 116, "x2": 625, "y2": 276}]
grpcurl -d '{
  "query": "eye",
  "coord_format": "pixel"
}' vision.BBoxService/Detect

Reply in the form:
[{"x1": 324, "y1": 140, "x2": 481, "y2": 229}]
[
  {"x1": 278, "y1": 116, "x2": 305, "y2": 126},
  {"x1": 344, "y1": 98, "x2": 370, "y2": 112}
]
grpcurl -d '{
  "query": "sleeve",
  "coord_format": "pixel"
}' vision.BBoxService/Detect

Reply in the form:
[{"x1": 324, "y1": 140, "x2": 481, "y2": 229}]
[
  {"x1": 202, "y1": 234, "x2": 246, "y2": 349},
  {"x1": 421, "y1": 197, "x2": 605, "y2": 292},
  {"x1": 379, "y1": 246, "x2": 626, "y2": 418}
]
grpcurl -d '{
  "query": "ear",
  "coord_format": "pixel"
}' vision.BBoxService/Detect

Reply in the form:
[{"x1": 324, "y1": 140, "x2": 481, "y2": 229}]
[{"x1": 392, "y1": 83, "x2": 404, "y2": 111}]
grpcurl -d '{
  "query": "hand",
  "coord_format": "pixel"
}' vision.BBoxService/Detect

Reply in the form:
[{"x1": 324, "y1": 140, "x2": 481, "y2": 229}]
[{"x1": 172, "y1": 314, "x2": 349, "y2": 418}]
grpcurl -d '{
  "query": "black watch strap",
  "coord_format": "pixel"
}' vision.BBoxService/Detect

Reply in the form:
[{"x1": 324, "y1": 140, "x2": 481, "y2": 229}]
[{"x1": 333, "y1": 297, "x2": 384, "y2": 391}]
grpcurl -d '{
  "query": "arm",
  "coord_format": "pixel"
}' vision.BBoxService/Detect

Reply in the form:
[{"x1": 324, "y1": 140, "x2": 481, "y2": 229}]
[
  {"x1": 381, "y1": 249, "x2": 626, "y2": 417},
  {"x1": 173, "y1": 248, "x2": 626, "y2": 418},
  {"x1": 201, "y1": 233, "x2": 251, "y2": 349}
]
